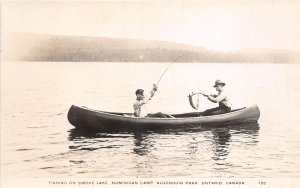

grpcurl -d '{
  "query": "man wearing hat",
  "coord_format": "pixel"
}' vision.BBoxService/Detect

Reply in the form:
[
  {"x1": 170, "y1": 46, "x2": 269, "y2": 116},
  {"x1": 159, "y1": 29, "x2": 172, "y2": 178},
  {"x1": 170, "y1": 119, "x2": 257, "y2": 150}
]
[
  {"x1": 133, "y1": 84, "x2": 157, "y2": 117},
  {"x1": 202, "y1": 80, "x2": 231, "y2": 116}
]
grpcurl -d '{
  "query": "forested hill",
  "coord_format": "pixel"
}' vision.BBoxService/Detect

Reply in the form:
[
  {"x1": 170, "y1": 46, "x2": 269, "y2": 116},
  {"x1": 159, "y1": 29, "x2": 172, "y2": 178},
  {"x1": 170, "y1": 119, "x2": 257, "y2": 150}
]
[{"x1": 2, "y1": 33, "x2": 300, "y2": 63}]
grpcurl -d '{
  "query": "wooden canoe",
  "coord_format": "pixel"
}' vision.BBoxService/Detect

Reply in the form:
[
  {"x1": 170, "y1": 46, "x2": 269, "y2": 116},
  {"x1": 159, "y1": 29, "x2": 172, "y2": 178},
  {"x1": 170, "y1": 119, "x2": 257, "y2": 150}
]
[{"x1": 67, "y1": 105, "x2": 260, "y2": 130}]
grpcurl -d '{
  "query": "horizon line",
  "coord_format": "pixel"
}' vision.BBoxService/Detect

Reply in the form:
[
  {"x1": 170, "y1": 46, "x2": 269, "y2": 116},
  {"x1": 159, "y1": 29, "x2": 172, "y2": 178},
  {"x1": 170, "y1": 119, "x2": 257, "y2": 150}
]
[{"x1": 4, "y1": 31, "x2": 300, "y2": 53}]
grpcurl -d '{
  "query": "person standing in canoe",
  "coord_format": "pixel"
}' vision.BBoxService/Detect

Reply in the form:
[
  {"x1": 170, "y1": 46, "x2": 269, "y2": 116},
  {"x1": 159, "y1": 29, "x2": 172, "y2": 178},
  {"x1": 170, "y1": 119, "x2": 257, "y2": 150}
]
[
  {"x1": 201, "y1": 80, "x2": 231, "y2": 116},
  {"x1": 133, "y1": 84, "x2": 158, "y2": 117}
]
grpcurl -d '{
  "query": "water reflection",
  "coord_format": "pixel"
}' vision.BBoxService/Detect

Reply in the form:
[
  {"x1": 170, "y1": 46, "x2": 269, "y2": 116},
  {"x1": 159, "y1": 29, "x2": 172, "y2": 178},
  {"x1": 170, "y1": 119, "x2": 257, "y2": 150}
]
[
  {"x1": 133, "y1": 131, "x2": 154, "y2": 156},
  {"x1": 211, "y1": 128, "x2": 231, "y2": 161},
  {"x1": 132, "y1": 131, "x2": 158, "y2": 177},
  {"x1": 209, "y1": 123, "x2": 260, "y2": 168},
  {"x1": 68, "y1": 128, "x2": 156, "y2": 156},
  {"x1": 68, "y1": 123, "x2": 260, "y2": 171},
  {"x1": 68, "y1": 129, "x2": 133, "y2": 151},
  {"x1": 69, "y1": 123, "x2": 259, "y2": 148}
]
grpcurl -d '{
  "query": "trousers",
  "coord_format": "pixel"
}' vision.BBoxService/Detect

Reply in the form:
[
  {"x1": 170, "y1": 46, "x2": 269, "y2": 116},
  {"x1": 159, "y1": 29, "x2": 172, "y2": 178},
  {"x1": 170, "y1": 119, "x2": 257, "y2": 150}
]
[{"x1": 202, "y1": 106, "x2": 231, "y2": 116}]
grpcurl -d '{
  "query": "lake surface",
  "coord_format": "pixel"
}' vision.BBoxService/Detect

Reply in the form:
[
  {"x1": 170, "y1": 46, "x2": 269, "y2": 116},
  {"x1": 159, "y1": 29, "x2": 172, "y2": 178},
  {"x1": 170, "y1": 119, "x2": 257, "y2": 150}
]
[{"x1": 1, "y1": 61, "x2": 300, "y2": 178}]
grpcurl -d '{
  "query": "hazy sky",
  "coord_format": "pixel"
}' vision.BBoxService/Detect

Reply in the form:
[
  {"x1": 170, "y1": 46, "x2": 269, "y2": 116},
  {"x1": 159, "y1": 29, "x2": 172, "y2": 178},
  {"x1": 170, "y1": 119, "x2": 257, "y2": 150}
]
[{"x1": 2, "y1": 1, "x2": 300, "y2": 51}]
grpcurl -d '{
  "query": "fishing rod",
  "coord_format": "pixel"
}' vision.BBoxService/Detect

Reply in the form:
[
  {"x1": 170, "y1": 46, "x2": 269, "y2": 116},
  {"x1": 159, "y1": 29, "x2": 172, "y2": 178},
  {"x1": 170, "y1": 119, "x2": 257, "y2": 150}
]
[
  {"x1": 156, "y1": 62, "x2": 173, "y2": 85},
  {"x1": 146, "y1": 53, "x2": 187, "y2": 103},
  {"x1": 156, "y1": 54, "x2": 186, "y2": 85}
]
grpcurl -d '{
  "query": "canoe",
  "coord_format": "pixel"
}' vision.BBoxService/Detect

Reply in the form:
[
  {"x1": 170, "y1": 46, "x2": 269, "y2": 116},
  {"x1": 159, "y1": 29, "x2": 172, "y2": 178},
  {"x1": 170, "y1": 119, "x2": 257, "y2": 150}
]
[{"x1": 67, "y1": 105, "x2": 260, "y2": 130}]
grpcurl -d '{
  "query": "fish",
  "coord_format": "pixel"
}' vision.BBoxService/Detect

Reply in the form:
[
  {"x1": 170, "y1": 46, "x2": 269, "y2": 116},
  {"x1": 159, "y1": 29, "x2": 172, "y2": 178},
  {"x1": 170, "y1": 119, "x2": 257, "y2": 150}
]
[{"x1": 188, "y1": 93, "x2": 199, "y2": 110}]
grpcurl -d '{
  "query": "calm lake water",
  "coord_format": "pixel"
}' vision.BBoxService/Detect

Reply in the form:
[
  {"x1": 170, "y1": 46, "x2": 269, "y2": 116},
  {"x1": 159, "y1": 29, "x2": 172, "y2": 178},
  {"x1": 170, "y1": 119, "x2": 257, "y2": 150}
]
[{"x1": 1, "y1": 61, "x2": 300, "y2": 178}]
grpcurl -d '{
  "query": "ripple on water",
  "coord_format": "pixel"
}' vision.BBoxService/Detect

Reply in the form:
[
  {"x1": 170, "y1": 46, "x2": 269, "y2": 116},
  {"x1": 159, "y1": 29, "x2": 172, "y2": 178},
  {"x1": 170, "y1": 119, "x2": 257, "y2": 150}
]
[
  {"x1": 39, "y1": 167, "x2": 54, "y2": 170},
  {"x1": 16, "y1": 148, "x2": 36, "y2": 151}
]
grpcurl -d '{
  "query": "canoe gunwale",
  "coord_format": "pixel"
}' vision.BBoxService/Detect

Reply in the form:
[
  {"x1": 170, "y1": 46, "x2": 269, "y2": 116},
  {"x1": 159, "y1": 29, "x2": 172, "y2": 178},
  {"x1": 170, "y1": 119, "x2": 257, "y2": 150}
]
[{"x1": 79, "y1": 106, "x2": 252, "y2": 120}]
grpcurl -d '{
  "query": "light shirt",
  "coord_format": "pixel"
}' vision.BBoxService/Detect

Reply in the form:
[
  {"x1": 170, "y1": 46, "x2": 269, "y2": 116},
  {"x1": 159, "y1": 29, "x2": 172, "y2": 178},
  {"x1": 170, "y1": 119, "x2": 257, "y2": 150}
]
[
  {"x1": 133, "y1": 89, "x2": 156, "y2": 118},
  {"x1": 209, "y1": 91, "x2": 231, "y2": 108},
  {"x1": 133, "y1": 100, "x2": 147, "y2": 118}
]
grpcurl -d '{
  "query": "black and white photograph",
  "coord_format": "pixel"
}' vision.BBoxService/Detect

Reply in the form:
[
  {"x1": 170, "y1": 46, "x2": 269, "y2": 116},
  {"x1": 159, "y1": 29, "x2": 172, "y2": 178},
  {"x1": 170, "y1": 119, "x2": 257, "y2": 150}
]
[{"x1": 1, "y1": 1, "x2": 300, "y2": 187}]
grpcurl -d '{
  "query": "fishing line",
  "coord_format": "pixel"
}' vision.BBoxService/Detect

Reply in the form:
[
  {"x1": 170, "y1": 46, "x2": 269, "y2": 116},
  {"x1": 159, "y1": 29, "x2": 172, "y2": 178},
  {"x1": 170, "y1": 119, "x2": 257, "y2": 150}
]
[
  {"x1": 146, "y1": 53, "x2": 188, "y2": 103},
  {"x1": 156, "y1": 53, "x2": 187, "y2": 86}
]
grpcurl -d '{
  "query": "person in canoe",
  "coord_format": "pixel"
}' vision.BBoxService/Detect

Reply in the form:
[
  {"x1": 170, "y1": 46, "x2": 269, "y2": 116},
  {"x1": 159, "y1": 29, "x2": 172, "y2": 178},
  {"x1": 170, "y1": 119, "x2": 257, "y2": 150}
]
[
  {"x1": 201, "y1": 80, "x2": 232, "y2": 116},
  {"x1": 133, "y1": 84, "x2": 158, "y2": 118},
  {"x1": 133, "y1": 84, "x2": 173, "y2": 118}
]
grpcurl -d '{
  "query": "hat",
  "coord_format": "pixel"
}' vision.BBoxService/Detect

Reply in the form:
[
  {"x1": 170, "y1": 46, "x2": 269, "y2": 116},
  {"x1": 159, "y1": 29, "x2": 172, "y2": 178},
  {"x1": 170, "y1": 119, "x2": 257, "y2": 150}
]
[
  {"x1": 135, "y1": 89, "x2": 144, "y2": 95},
  {"x1": 213, "y1": 80, "x2": 226, "y2": 87}
]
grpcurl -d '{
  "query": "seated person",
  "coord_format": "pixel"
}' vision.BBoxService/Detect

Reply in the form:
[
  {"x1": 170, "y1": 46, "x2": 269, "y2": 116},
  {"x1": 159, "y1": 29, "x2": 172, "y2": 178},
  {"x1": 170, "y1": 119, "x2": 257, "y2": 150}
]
[
  {"x1": 133, "y1": 84, "x2": 157, "y2": 118},
  {"x1": 133, "y1": 85, "x2": 173, "y2": 118},
  {"x1": 202, "y1": 80, "x2": 231, "y2": 116}
]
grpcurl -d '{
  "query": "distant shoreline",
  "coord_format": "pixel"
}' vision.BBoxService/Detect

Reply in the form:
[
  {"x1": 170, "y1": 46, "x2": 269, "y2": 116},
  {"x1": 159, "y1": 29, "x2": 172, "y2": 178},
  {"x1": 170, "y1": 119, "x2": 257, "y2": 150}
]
[{"x1": 2, "y1": 33, "x2": 300, "y2": 63}]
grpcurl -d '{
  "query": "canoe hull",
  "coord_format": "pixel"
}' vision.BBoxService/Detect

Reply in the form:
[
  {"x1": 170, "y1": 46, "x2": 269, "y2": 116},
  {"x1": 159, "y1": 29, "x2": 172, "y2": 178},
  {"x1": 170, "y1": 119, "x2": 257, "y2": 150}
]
[{"x1": 67, "y1": 105, "x2": 260, "y2": 130}]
